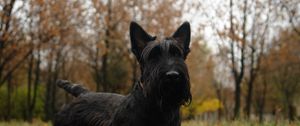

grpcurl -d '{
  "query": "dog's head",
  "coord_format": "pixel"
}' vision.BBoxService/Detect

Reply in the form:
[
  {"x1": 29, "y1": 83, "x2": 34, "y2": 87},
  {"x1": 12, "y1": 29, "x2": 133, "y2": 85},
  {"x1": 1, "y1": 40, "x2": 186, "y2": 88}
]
[{"x1": 130, "y1": 22, "x2": 191, "y2": 107}]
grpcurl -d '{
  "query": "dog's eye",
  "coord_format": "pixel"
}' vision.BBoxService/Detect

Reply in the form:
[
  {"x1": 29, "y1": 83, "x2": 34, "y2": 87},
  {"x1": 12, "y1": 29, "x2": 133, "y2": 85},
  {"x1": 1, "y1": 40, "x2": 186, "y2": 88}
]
[
  {"x1": 148, "y1": 46, "x2": 161, "y2": 60},
  {"x1": 169, "y1": 46, "x2": 182, "y2": 57}
]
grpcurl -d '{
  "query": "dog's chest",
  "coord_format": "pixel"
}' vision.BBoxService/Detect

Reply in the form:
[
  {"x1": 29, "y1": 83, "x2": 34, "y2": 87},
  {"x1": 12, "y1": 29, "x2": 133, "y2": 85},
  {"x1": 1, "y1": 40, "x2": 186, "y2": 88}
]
[{"x1": 111, "y1": 97, "x2": 179, "y2": 126}]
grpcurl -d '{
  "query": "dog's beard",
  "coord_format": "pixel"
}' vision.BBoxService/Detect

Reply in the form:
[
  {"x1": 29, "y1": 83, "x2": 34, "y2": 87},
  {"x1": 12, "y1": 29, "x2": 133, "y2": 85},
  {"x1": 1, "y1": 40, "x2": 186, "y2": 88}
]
[
  {"x1": 143, "y1": 76, "x2": 191, "y2": 109},
  {"x1": 159, "y1": 77, "x2": 191, "y2": 107}
]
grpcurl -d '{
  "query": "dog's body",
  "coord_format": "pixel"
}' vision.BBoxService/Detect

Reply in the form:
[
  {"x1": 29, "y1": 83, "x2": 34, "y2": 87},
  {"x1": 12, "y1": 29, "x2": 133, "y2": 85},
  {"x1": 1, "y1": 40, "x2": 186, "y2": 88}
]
[
  {"x1": 54, "y1": 82, "x2": 181, "y2": 126},
  {"x1": 54, "y1": 22, "x2": 191, "y2": 126}
]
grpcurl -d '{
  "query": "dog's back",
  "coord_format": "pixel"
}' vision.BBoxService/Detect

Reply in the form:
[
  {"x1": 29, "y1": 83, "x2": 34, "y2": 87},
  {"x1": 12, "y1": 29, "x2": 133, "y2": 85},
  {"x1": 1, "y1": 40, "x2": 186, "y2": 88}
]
[{"x1": 54, "y1": 80, "x2": 125, "y2": 126}]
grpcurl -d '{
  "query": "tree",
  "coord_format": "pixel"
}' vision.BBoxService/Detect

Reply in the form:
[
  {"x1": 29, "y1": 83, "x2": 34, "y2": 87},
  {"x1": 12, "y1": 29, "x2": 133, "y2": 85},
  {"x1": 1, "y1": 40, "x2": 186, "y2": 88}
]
[
  {"x1": 280, "y1": 0, "x2": 300, "y2": 36},
  {"x1": 243, "y1": 0, "x2": 274, "y2": 118},
  {"x1": 25, "y1": 0, "x2": 86, "y2": 121},
  {"x1": 267, "y1": 28, "x2": 300, "y2": 121},
  {"x1": 201, "y1": 0, "x2": 277, "y2": 119},
  {"x1": 0, "y1": 0, "x2": 33, "y2": 120}
]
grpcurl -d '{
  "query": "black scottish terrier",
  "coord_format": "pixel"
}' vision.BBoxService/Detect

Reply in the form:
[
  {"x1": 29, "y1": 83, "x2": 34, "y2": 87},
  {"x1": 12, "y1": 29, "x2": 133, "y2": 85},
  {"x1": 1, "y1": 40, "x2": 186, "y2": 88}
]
[{"x1": 54, "y1": 21, "x2": 191, "y2": 126}]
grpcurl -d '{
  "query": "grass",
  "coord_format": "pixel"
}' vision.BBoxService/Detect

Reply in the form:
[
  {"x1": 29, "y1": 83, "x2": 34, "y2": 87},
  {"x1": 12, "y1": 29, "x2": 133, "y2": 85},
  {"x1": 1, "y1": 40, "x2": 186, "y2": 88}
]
[
  {"x1": 182, "y1": 119, "x2": 300, "y2": 126},
  {"x1": 0, "y1": 120, "x2": 51, "y2": 126},
  {"x1": 0, "y1": 119, "x2": 299, "y2": 126}
]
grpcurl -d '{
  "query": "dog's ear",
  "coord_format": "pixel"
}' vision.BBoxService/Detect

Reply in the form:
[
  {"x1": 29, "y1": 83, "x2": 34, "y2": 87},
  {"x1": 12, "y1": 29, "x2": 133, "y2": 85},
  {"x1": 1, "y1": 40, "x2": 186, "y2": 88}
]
[
  {"x1": 130, "y1": 22, "x2": 156, "y2": 61},
  {"x1": 172, "y1": 22, "x2": 191, "y2": 58}
]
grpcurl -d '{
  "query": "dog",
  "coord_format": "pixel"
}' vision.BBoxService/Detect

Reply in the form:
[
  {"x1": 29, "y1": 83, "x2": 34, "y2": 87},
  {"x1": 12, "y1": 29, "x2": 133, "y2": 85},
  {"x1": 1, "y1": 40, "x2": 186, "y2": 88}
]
[{"x1": 54, "y1": 21, "x2": 191, "y2": 126}]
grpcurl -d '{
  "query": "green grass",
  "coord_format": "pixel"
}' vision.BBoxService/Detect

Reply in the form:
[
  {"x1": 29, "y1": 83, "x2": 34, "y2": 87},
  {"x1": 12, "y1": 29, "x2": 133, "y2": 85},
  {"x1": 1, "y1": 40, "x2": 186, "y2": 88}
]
[
  {"x1": 0, "y1": 120, "x2": 51, "y2": 126},
  {"x1": 182, "y1": 119, "x2": 300, "y2": 126}
]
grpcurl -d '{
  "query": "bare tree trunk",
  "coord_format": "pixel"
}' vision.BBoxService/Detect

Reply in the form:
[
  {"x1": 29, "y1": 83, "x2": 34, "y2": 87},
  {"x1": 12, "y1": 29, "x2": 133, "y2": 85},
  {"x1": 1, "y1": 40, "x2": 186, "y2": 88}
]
[
  {"x1": 95, "y1": 47, "x2": 101, "y2": 91},
  {"x1": 45, "y1": 59, "x2": 59, "y2": 121},
  {"x1": 245, "y1": 80, "x2": 253, "y2": 118},
  {"x1": 216, "y1": 89, "x2": 223, "y2": 120},
  {"x1": 245, "y1": 47, "x2": 255, "y2": 118},
  {"x1": 229, "y1": 0, "x2": 236, "y2": 119},
  {"x1": 102, "y1": 44, "x2": 109, "y2": 91},
  {"x1": 28, "y1": 48, "x2": 41, "y2": 122},
  {"x1": 258, "y1": 76, "x2": 267, "y2": 123},
  {"x1": 229, "y1": 0, "x2": 246, "y2": 119},
  {"x1": 233, "y1": 79, "x2": 242, "y2": 119},
  {"x1": 50, "y1": 50, "x2": 63, "y2": 120},
  {"x1": 27, "y1": 52, "x2": 34, "y2": 121},
  {"x1": 287, "y1": 104, "x2": 296, "y2": 121},
  {"x1": 284, "y1": 90, "x2": 295, "y2": 122},
  {"x1": 45, "y1": 59, "x2": 53, "y2": 121},
  {"x1": 101, "y1": 0, "x2": 112, "y2": 92},
  {"x1": 5, "y1": 73, "x2": 12, "y2": 121}
]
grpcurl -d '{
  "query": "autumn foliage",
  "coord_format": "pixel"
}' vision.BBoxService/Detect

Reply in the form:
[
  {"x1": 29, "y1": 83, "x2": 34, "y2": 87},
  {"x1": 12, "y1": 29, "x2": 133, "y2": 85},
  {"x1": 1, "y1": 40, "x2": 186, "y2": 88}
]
[{"x1": 0, "y1": 0, "x2": 299, "y2": 123}]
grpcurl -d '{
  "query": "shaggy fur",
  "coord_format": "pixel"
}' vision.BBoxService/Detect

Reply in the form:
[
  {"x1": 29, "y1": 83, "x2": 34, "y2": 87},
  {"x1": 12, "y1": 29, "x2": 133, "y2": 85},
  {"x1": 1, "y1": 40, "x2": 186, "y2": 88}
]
[{"x1": 54, "y1": 21, "x2": 191, "y2": 126}]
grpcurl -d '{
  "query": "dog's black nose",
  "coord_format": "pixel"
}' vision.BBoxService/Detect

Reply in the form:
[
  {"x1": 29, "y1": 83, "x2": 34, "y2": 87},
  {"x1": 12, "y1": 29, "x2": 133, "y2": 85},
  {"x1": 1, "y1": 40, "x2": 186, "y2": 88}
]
[{"x1": 166, "y1": 71, "x2": 180, "y2": 80}]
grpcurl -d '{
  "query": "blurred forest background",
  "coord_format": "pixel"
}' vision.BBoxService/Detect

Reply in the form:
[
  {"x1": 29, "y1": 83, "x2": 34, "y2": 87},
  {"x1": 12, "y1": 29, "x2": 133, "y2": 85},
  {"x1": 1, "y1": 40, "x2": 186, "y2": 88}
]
[{"x1": 0, "y1": 0, "x2": 299, "y2": 124}]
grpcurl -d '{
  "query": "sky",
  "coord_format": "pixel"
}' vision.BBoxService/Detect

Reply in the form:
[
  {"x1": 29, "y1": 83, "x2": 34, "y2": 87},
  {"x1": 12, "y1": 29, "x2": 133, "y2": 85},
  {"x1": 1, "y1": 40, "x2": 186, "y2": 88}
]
[{"x1": 182, "y1": 0, "x2": 296, "y2": 54}]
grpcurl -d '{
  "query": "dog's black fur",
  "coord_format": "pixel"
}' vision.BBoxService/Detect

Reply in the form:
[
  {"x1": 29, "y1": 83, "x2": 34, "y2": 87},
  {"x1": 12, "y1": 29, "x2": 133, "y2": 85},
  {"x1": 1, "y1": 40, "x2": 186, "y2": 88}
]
[{"x1": 54, "y1": 21, "x2": 191, "y2": 126}]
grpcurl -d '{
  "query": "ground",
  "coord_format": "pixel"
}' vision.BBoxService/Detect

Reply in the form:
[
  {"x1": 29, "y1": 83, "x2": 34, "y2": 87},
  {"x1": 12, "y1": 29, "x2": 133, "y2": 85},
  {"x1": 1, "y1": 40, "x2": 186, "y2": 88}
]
[{"x1": 0, "y1": 119, "x2": 299, "y2": 126}]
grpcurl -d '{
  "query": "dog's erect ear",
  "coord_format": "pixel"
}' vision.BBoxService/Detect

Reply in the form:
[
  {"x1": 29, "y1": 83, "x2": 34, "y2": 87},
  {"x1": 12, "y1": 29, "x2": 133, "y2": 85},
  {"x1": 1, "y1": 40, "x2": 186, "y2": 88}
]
[
  {"x1": 130, "y1": 22, "x2": 156, "y2": 61},
  {"x1": 172, "y1": 22, "x2": 191, "y2": 58}
]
